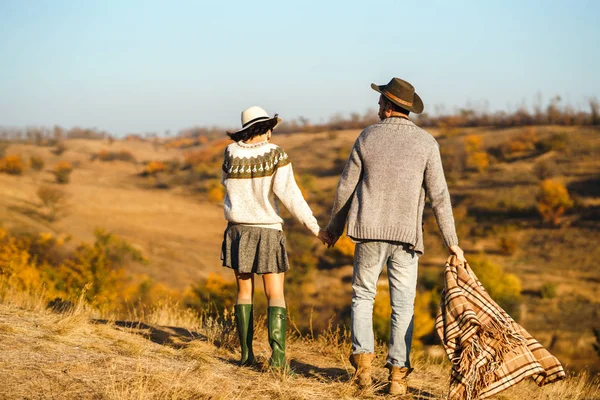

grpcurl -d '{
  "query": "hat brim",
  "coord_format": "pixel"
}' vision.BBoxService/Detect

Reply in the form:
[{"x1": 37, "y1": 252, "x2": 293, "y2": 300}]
[
  {"x1": 371, "y1": 83, "x2": 424, "y2": 114},
  {"x1": 232, "y1": 116, "x2": 282, "y2": 135}
]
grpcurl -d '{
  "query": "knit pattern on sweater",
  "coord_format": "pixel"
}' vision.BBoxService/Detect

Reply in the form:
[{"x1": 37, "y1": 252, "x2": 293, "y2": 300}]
[
  {"x1": 222, "y1": 147, "x2": 290, "y2": 179},
  {"x1": 221, "y1": 141, "x2": 320, "y2": 236},
  {"x1": 326, "y1": 117, "x2": 458, "y2": 254}
]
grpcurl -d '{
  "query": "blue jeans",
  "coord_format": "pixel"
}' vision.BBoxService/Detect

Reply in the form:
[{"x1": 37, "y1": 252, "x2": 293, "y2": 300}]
[{"x1": 351, "y1": 241, "x2": 419, "y2": 368}]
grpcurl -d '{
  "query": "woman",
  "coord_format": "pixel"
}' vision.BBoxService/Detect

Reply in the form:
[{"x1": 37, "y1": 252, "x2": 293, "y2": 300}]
[{"x1": 220, "y1": 106, "x2": 329, "y2": 369}]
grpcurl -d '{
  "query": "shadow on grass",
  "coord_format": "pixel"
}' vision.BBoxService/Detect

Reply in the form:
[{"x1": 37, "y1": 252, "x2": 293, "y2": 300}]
[
  {"x1": 290, "y1": 359, "x2": 349, "y2": 381},
  {"x1": 8, "y1": 204, "x2": 49, "y2": 222},
  {"x1": 92, "y1": 319, "x2": 207, "y2": 349},
  {"x1": 568, "y1": 176, "x2": 600, "y2": 198}
]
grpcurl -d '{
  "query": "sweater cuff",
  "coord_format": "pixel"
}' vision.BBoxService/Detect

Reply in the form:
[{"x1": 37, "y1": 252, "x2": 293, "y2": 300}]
[
  {"x1": 308, "y1": 222, "x2": 321, "y2": 237},
  {"x1": 443, "y1": 233, "x2": 459, "y2": 248}
]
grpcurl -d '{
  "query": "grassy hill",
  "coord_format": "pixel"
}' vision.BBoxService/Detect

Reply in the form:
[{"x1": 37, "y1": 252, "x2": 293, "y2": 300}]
[
  {"x1": 0, "y1": 124, "x2": 599, "y2": 382},
  {"x1": 1, "y1": 289, "x2": 598, "y2": 399}
]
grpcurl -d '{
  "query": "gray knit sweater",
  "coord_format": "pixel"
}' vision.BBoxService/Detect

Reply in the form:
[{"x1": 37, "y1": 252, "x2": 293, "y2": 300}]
[{"x1": 326, "y1": 117, "x2": 458, "y2": 254}]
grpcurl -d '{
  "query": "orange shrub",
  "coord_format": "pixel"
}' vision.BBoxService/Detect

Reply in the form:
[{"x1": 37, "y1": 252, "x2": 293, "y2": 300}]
[
  {"x1": 464, "y1": 135, "x2": 483, "y2": 154},
  {"x1": 334, "y1": 235, "x2": 355, "y2": 258},
  {"x1": 464, "y1": 135, "x2": 489, "y2": 173},
  {"x1": 207, "y1": 185, "x2": 225, "y2": 203},
  {"x1": 537, "y1": 179, "x2": 573, "y2": 226},
  {"x1": 144, "y1": 160, "x2": 166, "y2": 175},
  {"x1": 468, "y1": 151, "x2": 490, "y2": 173},
  {"x1": 0, "y1": 155, "x2": 25, "y2": 175},
  {"x1": 54, "y1": 161, "x2": 73, "y2": 184}
]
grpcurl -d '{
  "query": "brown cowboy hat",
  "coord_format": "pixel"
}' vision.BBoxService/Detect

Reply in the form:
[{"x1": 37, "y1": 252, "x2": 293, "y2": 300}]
[{"x1": 371, "y1": 77, "x2": 424, "y2": 114}]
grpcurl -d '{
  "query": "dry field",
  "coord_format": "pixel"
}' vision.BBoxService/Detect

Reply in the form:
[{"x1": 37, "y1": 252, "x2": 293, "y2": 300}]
[
  {"x1": 0, "y1": 287, "x2": 598, "y2": 400},
  {"x1": 0, "y1": 138, "x2": 226, "y2": 288},
  {"x1": 0, "y1": 124, "x2": 599, "y2": 380}
]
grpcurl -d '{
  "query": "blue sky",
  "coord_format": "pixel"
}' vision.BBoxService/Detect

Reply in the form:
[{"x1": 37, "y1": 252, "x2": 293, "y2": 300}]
[{"x1": 0, "y1": 0, "x2": 598, "y2": 135}]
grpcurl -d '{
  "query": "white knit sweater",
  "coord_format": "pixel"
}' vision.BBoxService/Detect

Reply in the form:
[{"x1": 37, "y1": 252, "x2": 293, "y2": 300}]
[{"x1": 221, "y1": 140, "x2": 320, "y2": 236}]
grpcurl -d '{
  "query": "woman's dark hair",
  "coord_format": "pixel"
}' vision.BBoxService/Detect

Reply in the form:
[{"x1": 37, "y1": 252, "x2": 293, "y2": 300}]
[
  {"x1": 227, "y1": 116, "x2": 278, "y2": 142},
  {"x1": 383, "y1": 97, "x2": 410, "y2": 116}
]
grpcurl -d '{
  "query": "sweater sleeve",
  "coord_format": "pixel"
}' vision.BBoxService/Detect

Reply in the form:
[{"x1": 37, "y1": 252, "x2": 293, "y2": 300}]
[
  {"x1": 272, "y1": 162, "x2": 321, "y2": 236},
  {"x1": 424, "y1": 142, "x2": 459, "y2": 247},
  {"x1": 326, "y1": 140, "x2": 363, "y2": 237}
]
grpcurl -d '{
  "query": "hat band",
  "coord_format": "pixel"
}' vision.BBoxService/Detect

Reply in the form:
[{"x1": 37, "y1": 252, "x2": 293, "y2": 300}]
[
  {"x1": 383, "y1": 90, "x2": 413, "y2": 107},
  {"x1": 242, "y1": 116, "x2": 270, "y2": 127}
]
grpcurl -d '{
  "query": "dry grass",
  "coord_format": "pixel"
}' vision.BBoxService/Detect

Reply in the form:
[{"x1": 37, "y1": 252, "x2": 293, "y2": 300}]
[
  {"x1": 0, "y1": 289, "x2": 598, "y2": 400},
  {"x1": 0, "y1": 126, "x2": 598, "y2": 380}
]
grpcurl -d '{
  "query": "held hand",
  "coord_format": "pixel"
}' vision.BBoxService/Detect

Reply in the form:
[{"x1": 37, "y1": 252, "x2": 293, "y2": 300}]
[
  {"x1": 448, "y1": 244, "x2": 466, "y2": 264},
  {"x1": 326, "y1": 232, "x2": 340, "y2": 249},
  {"x1": 318, "y1": 229, "x2": 332, "y2": 246}
]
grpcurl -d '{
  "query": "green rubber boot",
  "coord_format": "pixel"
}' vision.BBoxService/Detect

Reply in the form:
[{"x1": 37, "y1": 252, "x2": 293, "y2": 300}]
[
  {"x1": 268, "y1": 306, "x2": 288, "y2": 369},
  {"x1": 234, "y1": 304, "x2": 256, "y2": 366}
]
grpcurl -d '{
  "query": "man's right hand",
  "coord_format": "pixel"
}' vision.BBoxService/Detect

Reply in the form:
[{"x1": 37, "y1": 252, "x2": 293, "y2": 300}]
[{"x1": 448, "y1": 244, "x2": 466, "y2": 263}]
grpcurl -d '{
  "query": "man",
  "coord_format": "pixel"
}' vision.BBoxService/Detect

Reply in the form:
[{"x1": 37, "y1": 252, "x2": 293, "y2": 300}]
[{"x1": 324, "y1": 77, "x2": 465, "y2": 395}]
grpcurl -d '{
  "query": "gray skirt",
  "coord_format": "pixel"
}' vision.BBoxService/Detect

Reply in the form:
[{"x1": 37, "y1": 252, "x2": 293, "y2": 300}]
[{"x1": 221, "y1": 224, "x2": 290, "y2": 274}]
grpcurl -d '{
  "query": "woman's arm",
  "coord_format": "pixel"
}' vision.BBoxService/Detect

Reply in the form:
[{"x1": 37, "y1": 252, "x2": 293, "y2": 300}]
[{"x1": 272, "y1": 162, "x2": 320, "y2": 236}]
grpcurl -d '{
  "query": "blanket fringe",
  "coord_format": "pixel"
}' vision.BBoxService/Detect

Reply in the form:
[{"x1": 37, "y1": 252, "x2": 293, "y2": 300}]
[{"x1": 452, "y1": 318, "x2": 526, "y2": 400}]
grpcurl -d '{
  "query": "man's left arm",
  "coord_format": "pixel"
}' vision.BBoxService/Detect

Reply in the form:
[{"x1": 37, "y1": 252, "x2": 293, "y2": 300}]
[{"x1": 424, "y1": 142, "x2": 459, "y2": 248}]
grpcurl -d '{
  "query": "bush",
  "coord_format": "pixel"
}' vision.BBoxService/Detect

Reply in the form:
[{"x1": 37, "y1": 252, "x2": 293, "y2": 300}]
[
  {"x1": 533, "y1": 159, "x2": 564, "y2": 180},
  {"x1": 498, "y1": 236, "x2": 518, "y2": 255},
  {"x1": 30, "y1": 155, "x2": 44, "y2": 171},
  {"x1": 187, "y1": 272, "x2": 236, "y2": 314},
  {"x1": 464, "y1": 135, "x2": 489, "y2": 173},
  {"x1": 536, "y1": 133, "x2": 568, "y2": 153},
  {"x1": 0, "y1": 155, "x2": 25, "y2": 175},
  {"x1": 207, "y1": 184, "x2": 225, "y2": 203},
  {"x1": 93, "y1": 149, "x2": 136, "y2": 163},
  {"x1": 143, "y1": 161, "x2": 166, "y2": 176},
  {"x1": 469, "y1": 256, "x2": 522, "y2": 319},
  {"x1": 537, "y1": 179, "x2": 573, "y2": 226},
  {"x1": 540, "y1": 282, "x2": 557, "y2": 299},
  {"x1": 52, "y1": 142, "x2": 67, "y2": 155},
  {"x1": 37, "y1": 185, "x2": 67, "y2": 221},
  {"x1": 54, "y1": 161, "x2": 73, "y2": 184}
]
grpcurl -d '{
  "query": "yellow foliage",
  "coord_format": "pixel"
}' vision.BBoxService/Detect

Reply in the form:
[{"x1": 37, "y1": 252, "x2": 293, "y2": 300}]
[
  {"x1": 373, "y1": 284, "x2": 392, "y2": 339},
  {"x1": 195, "y1": 272, "x2": 236, "y2": 310},
  {"x1": 55, "y1": 161, "x2": 73, "y2": 173},
  {"x1": 413, "y1": 290, "x2": 435, "y2": 341},
  {"x1": 464, "y1": 135, "x2": 489, "y2": 173},
  {"x1": 334, "y1": 235, "x2": 355, "y2": 258},
  {"x1": 537, "y1": 179, "x2": 573, "y2": 226},
  {"x1": 467, "y1": 151, "x2": 490, "y2": 173},
  {"x1": 464, "y1": 135, "x2": 483, "y2": 153},
  {"x1": 207, "y1": 185, "x2": 225, "y2": 203},
  {"x1": 469, "y1": 256, "x2": 522, "y2": 318},
  {"x1": 144, "y1": 161, "x2": 166, "y2": 175},
  {"x1": 0, "y1": 155, "x2": 25, "y2": 175},
  {"x1": 373, "y1": 284, "x2": 436, "y2": 343}
]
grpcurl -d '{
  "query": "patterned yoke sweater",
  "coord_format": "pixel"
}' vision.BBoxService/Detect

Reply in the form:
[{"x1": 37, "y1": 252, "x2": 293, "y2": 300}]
[
  {"x1": 221, "y1": 140, "x2": 320, "y2": 236},
  {"x1": 326, "y1": 117, "x2": 458, "y2": 254}
]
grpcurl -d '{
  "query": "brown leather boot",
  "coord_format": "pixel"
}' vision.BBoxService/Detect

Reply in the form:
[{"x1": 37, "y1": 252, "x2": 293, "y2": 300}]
[
  {"x1": 386, "y1": 365, "x2": 411, "y2": 395},
  {"x1": 349, "y1": 353, "x2": 375, "y2": 388}
]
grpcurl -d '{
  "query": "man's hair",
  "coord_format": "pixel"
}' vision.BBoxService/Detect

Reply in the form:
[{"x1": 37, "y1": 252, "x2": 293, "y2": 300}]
[
  {"x1": 383, "y1": 96, "x2": 410, "y2": 116},
  {"x1": 227, "y1": 117, "x2": 278, "y2": 142}
]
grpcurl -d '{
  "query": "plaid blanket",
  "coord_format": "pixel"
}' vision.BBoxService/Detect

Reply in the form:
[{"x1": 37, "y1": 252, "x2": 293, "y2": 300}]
[{"x1": 435, "y1": 256, "x2": 565, "y2": 400}]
